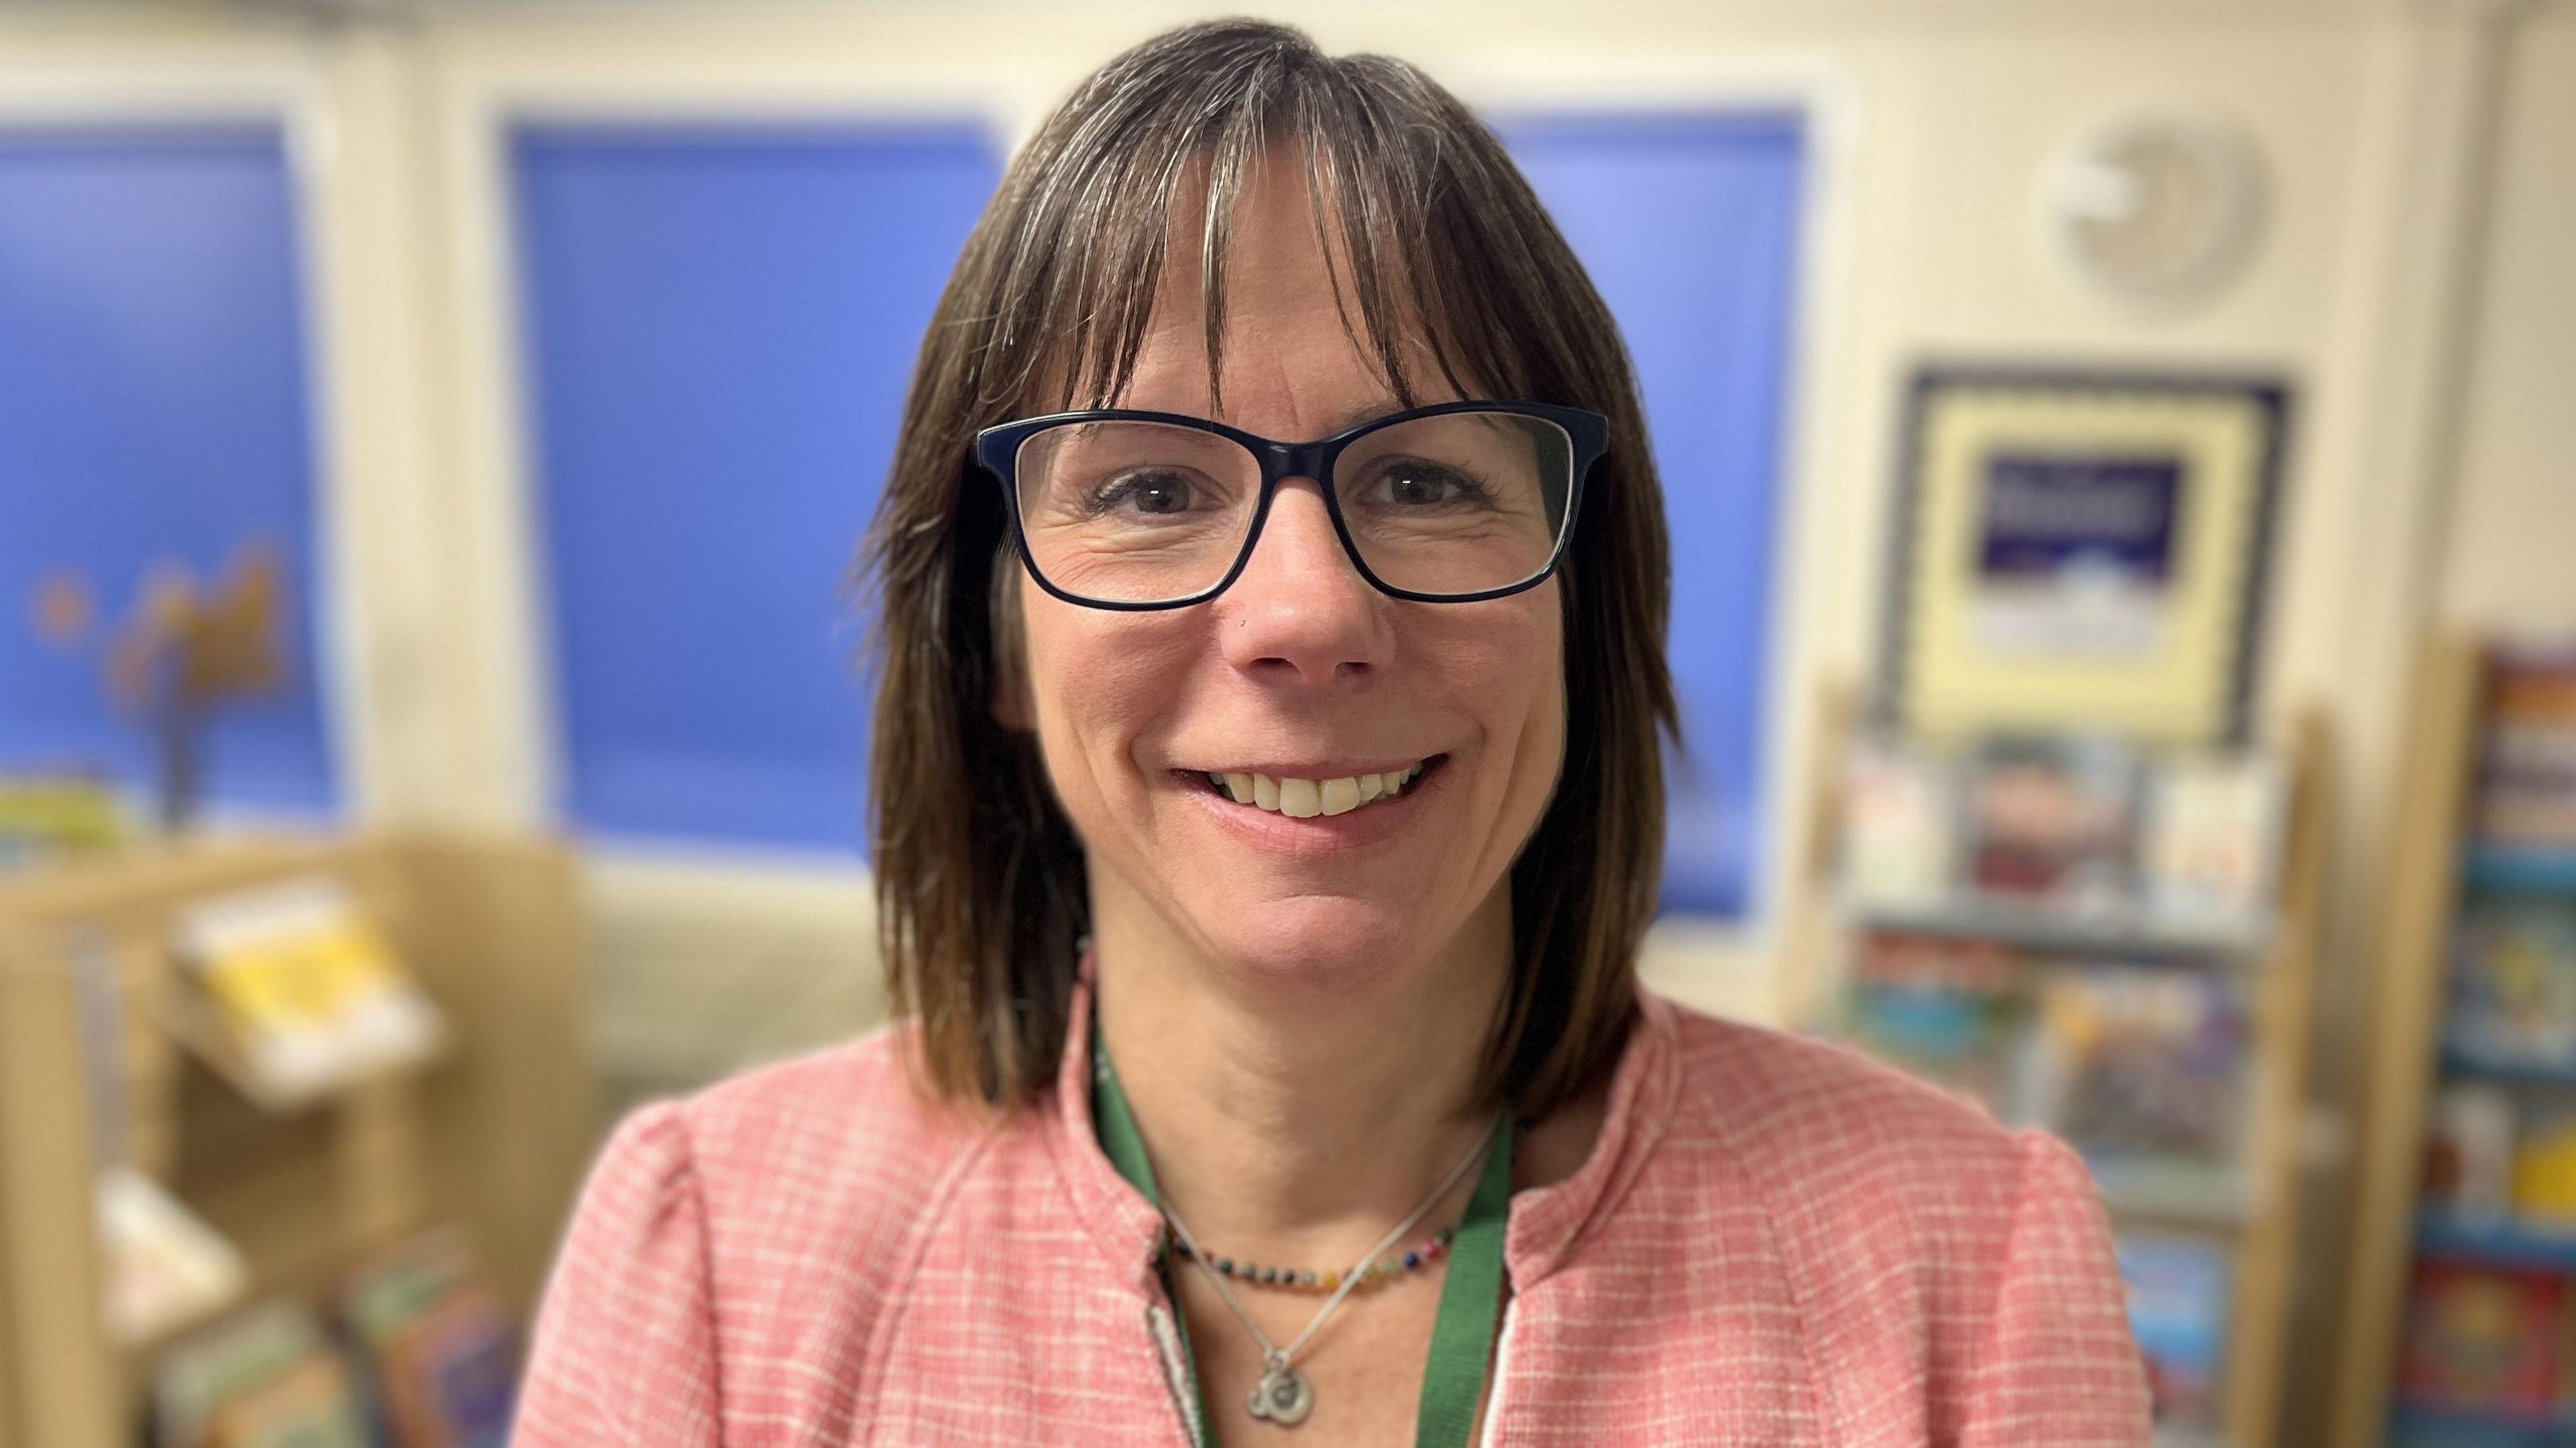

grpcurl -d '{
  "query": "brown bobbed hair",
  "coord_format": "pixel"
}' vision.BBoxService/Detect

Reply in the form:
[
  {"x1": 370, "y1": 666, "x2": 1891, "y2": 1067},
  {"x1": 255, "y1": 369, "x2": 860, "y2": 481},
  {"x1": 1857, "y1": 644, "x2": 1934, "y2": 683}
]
[{"x1": 863, "y1": 17, "x2": 1676, "y2": 1121}]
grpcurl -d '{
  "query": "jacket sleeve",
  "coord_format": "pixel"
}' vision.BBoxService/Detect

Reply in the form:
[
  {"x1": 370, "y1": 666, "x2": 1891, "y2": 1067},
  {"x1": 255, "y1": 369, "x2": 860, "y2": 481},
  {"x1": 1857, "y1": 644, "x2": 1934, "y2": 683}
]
[
  {"x1": 513, "y1": 1102, "x2": 723, "y2": 1447},
  {"x1": 1960, "y1": 1130, "x2": 2155, "y2": 1447}
]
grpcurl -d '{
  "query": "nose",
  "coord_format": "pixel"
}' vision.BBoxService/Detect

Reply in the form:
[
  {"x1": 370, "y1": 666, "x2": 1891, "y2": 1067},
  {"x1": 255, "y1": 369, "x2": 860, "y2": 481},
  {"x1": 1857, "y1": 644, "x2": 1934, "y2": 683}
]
[{"x1": 1216, "y1": 478, "x2": 1392, "y2": 684}]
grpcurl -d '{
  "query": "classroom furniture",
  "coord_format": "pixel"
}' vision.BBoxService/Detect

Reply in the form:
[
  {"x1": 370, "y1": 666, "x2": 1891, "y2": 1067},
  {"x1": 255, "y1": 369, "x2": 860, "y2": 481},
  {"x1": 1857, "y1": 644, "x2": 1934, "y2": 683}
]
[
  {"x1": 1782, "y1": 684, "x2": 2332, "y2": 1448},
  {"x1": 2329, "y1": 632, "x2": 2576, "y2": 1447},
  {"x1": 0, "y1": 831, "x2": 591, "y2": 1448}
]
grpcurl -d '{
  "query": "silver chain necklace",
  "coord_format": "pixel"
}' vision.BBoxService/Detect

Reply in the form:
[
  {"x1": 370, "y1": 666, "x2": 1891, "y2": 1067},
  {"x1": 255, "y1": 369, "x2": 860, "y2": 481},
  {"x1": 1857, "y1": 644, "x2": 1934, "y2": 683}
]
[{"x1": 1155, "y1": 1118, "x2": 1500, "y2": 1428}]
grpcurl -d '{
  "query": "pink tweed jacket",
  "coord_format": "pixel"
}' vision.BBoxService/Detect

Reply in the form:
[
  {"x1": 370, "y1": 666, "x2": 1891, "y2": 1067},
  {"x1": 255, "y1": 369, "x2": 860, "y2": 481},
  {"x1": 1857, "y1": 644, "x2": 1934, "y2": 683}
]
[{"x1": 513, "y1": 985, "x2": 2152, "y2": 1446}]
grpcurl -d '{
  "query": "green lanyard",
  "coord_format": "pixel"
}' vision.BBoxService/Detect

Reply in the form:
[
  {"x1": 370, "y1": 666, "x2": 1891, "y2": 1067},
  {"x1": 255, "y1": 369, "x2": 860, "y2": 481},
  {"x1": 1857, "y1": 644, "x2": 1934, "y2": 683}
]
[{"x1": 1092, "y1": 1029, "x2": 1513, "y2": 1448}]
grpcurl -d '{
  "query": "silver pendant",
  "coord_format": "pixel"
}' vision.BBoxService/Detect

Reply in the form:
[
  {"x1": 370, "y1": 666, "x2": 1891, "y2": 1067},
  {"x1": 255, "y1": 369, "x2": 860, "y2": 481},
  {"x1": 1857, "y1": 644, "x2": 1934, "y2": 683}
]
[{"x1": 1247, "y1": 1353, "x2": 1314, "y2": 1426}]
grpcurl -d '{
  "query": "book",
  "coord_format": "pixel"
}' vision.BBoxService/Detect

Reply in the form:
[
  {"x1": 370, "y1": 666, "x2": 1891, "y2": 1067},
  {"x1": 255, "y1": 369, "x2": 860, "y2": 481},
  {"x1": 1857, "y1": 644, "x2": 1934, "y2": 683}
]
[
  {"x1": 2477, "y1": 645, "x2": 2576, "y2": 852},
  {"x1": 2141, "y1": 751, "x2": 2286, "y2": 924},
  {"x1": 1962, "y1": 736, "x2": 2140, "y2": 910},
  {"x1": 2422, "y1": 1082, "x2": 2519, "y2": 1223},
  {"x1": 170, "y1": 875, "x2": 445, "y2": 1107},
  {"x1": 2116, "y1": 1231, "x2": 2230, "y2": 1427},
  {"x1": 203, "y1": 1351, "x2": 370, "y2": 1448},
  {"x1": 1839, "y1": 739, "x2": 1958, "y2": 909},
  {"x1": 411, "y1": 1286, "x2": 518, "y2": 1448},
  {"x1": 2019, "y1": 961, "x2": 2245, "y2": 1174},
  {"x1": 341, "y1": 1231, "x2": 520, "y2": 1448},
  {"x1": 2445, "y1": 901, "x2": 2576, "y2": 1069},
  {"x1": 0, "y1": 773, "x2": 122, "y2": 870},
  {"x1": 153, "y1": 1301, "x2": 335, "y2": 1448},
  {"x1": 1844, "y1": 932, "x2": 2026, "y2": 1114},
  {"x1": 2398, "y1": 1260, "x2": 2567, "y2": 1410},
  {"x1": 97, "y1": 1166, "x2": 249, "y2": 1346},
  {"x1": 2511, "y1": 1100, "x2": 2576, "y2": 1229}
]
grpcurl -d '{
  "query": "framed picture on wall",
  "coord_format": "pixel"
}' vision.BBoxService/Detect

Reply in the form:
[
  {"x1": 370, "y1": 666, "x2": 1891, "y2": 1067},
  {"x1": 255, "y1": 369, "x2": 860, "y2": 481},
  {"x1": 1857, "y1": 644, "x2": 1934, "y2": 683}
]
[{"x1": 1878, "y1": 367, "x2": 2290, "y2": 744}]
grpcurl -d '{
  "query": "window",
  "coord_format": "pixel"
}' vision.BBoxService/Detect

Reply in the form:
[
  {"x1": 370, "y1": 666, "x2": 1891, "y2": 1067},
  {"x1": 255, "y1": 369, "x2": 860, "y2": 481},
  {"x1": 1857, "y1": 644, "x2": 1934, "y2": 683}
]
[
  {"x1": 511, "y1": 112, "x2": 1807, "y2": 901},
  {"x1": 0, "y1": 127, "x2": 335, "y2": 814},
  {"x1": 513, "y1": 124, "x2": 1003, "y2": 850},
  {"x1": 1499, "y1": 113, "x2": 1807, "y2": 917}
]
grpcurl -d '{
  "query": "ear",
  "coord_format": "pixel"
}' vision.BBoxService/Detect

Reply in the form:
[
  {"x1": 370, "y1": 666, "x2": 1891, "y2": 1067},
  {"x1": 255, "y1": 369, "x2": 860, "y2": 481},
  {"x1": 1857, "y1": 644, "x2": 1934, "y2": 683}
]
[{"x1": 988, "y1": 551, "x2": 1037, "y2": 732}]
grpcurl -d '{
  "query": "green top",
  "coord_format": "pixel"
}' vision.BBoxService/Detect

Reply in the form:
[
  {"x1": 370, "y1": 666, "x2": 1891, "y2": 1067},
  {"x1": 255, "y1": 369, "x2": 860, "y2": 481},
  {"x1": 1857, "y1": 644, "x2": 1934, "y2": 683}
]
[{"x1": 1091, "y1": 1027, "x2": 1514, "y2": 1448}]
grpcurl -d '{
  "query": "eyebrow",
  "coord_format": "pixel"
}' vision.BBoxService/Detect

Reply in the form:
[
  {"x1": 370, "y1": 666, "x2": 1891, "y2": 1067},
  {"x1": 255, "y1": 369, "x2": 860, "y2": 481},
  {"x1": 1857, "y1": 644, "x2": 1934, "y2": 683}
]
[
  {"x1": 1112, "y1": 396, "x2": 1477, "y2": 437},
  {"x1": 1320, "y1": 399, "x2": 1411, "y2": 435}
]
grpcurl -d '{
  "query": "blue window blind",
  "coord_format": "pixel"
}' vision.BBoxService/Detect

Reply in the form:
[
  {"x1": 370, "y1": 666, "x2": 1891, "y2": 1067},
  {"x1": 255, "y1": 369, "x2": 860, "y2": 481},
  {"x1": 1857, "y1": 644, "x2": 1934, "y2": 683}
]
[
  {"x1": 1499, "y1": 113, "x2": 1806, "y2": 917},
  {"x1": 0, "y1": 127, "x2": 336, "y2": 813},
  {"x1": 513, "y1": 125, "x2": 1002, "y2": 851}
]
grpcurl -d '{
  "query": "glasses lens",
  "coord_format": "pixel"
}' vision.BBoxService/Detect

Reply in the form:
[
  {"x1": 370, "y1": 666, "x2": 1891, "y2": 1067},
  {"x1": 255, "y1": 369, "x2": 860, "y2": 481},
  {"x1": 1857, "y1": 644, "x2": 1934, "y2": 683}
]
[
  {"x1": 1013, "y1": 421, "x2": 1261, "y2": 605},
  {"x1": 1333, "y1": 410, "x2": 1575, "y2": 596}
]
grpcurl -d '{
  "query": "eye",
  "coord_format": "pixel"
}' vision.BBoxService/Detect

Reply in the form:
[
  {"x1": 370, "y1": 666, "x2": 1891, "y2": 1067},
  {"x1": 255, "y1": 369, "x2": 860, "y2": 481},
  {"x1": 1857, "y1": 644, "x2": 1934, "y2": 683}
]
[
  {"x1": 1363, "y1": 459, "x2": 1490, "y2": 508},
  {"x1": 1089, "y1": 470, "x2": 1196, "y2": 516}
]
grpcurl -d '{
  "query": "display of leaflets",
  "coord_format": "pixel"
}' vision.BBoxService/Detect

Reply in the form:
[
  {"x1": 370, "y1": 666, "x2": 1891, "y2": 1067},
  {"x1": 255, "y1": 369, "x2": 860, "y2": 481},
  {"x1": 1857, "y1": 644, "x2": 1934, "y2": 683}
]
[
  {"x1": 2117, "y1": 1231, "x2": 2231, "y2": 1429},
  {"x1": 1838, "y1": 730, "x2": 2286, "y2": 946},
  {"x1": 67, "y1": 922, "x2": 252, "y2": 1345},
  {"x1": 1839, "y1": 740, "x2": 1957, "y2": 909},
  {"x1": 170, "y1": 875, "x2": 445, "y2": 1108},
  {"x1": 342, "y1": 1229, "x2": 520, "y2": 1448},
  {"x1": 2021, "y1": 962, "x2": 2245, "y2": 1174},
  {"x1": 2445, "y1": 900, "x2": 2576, "y2": 1068},
  {"x1": 2141, "y1": 752, "x2": 2286, "y2": 925},
  {"x1": 1821, "y1": 724, "x2": 2302, "y2": 1435},
  {"x1": 98, "y1": 1166, "x2": 249, "y2": 1345},
  {"x1": 1963, "y1": 735, "x2": 2140, "y2": 910}
]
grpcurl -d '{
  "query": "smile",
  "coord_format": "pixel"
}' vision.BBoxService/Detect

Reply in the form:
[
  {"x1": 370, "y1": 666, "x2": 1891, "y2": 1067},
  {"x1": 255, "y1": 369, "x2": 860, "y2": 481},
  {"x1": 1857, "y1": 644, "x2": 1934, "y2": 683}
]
[{"x1": 1195, "y1": 757, "x2": 1441, "y2": 818}]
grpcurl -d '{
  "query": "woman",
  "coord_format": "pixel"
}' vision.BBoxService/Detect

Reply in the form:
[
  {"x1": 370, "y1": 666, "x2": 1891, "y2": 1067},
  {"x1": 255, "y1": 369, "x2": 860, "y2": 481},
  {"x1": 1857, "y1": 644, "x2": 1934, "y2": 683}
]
[{"x1": 514, "y1": 19, "x2": 2150, "y2": 1447}]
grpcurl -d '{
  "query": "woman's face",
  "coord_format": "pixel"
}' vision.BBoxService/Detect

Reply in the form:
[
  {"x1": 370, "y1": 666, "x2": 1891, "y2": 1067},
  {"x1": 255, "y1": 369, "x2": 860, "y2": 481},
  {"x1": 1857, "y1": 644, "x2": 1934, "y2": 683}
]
[{"x1": 1011, "y1": 164, "x2": 1568, "y2": 995}]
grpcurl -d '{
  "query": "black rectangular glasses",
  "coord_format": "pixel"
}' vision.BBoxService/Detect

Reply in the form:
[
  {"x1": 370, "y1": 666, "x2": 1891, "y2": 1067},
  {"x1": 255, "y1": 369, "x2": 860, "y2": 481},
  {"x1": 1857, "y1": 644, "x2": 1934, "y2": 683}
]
[{"x1": 973, "y1": 400, "x2": 1608, "y2": 610}]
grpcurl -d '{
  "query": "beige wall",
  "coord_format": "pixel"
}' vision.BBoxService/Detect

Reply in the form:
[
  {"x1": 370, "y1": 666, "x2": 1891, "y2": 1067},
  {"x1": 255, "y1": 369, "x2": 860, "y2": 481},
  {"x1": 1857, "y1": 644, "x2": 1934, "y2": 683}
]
[{"x1": 2439, "y1": 6, "x2": 2576, "y2": 632}]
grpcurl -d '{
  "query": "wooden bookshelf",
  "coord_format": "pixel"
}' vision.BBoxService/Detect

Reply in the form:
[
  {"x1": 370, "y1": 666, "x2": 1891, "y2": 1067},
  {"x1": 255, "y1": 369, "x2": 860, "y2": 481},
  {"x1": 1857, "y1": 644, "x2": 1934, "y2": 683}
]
[
  {"x1": 0, "y1": 831, "x2": 593, "y2": 1448},
  {"x1": 2327, "y1": 632, "x2": 2576, "y2": 1447},
  {"x1": 1780, "y1": 685, "x2": 2332, "y2": 1448}
]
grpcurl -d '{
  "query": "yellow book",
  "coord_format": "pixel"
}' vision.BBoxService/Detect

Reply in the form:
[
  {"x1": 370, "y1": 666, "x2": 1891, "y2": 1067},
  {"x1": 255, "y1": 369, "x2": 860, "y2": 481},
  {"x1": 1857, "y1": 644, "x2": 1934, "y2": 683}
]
[{"x1": 174, "y1": 877, "x2": 445, "y2": 1106}]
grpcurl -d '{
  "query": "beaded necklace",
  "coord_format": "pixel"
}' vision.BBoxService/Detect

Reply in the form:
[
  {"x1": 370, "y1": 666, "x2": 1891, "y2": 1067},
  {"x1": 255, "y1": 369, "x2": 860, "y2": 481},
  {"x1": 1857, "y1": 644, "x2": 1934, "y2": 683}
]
[
  {"x1": 1171, "y1": 1223, "x2": 1456, "y2": 1294},
  {"x1": 1093, "y1": 1024, "x2": 1514, "y2": 1444}
]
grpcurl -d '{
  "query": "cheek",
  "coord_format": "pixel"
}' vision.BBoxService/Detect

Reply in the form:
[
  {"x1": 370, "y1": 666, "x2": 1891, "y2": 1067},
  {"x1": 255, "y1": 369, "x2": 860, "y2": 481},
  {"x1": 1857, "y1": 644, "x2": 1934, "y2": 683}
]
[
  {"x1": 1018, "y1": 594, "x2": 1191, "y2": 809},
  {"x1": 1503, "y1": 604, "x2": 1569, "y2": 813},
  {"x1": 1416, "y1": 592, "x2": 1566, "y2": 801}
]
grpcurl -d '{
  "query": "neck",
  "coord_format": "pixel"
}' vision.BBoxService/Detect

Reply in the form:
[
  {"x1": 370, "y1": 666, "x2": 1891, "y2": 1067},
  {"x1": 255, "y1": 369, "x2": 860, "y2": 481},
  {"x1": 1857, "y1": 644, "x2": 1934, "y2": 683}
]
[{"x1": 1090, "y1": 873, "x2": 1511, "y2": 1266}]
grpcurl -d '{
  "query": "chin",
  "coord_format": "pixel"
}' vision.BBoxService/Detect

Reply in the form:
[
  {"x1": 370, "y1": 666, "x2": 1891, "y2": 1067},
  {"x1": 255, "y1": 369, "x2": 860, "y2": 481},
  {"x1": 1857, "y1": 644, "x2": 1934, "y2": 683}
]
[{"x1": 1196, "y1": 896, "x2": 1435, "y2": 997}]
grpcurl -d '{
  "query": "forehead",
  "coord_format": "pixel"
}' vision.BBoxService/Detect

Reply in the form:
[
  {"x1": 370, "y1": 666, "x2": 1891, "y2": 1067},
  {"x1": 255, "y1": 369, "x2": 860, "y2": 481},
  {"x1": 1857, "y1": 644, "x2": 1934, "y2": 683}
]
[{"x1": 1072, "y1": 146, "x2": 1473, "y2": 428}]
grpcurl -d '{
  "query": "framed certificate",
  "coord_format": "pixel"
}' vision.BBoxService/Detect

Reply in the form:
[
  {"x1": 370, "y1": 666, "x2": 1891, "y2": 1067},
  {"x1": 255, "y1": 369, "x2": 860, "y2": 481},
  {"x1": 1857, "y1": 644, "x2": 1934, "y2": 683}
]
[{"x1": 1878, "y1": 368, "x2": 2290, "y2": 744}]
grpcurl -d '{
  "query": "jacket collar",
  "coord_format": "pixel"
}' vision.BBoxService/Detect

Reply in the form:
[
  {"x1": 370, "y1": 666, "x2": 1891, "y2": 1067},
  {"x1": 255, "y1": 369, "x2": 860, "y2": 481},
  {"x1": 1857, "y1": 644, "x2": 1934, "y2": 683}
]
[
  {"x1": 1044, "y1": 967, "x2": 1173, "y2": 1296},
  {"x1": 1040, "y1": 957, "x2": 1682, "y2": 1294}
]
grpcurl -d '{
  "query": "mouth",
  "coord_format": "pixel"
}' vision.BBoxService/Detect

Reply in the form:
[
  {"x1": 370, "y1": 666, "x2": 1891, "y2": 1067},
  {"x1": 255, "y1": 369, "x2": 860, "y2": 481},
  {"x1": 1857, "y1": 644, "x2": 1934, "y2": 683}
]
[{"x1": 1184, "y1": 755, "x2": 1446, "y2": 820}]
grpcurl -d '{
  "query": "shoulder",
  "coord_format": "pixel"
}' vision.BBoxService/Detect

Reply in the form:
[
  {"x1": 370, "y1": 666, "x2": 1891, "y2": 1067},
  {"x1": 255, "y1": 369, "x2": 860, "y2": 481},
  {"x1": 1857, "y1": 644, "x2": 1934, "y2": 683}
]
[
  {"x1": 1644, "y1": 995, "x2": 2115, "y2": 1308},
  {"x1": 639, "y1": 1020, "x2": 1002, "y2": 1249},
  {"x1": 1609, "y1": 997, "x2": 2147, "y2": 1433},
  {"x1": 521, "y1": 1025, "x2": 1017, "y2": 1443},
  {"x1": 1656, "y1": 997, "x2": 2033, "y2": 1201},
  {"x1": 559, "y1": 1023, "x2": 1012, "y2": 1315}
]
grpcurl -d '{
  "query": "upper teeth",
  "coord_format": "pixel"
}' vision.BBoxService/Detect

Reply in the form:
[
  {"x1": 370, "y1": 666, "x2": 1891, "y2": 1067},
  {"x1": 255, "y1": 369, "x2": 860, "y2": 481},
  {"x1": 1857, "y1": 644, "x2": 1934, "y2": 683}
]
[{"x1": 1208, "y1": 763, "x2": 1428, "y2": 818}]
